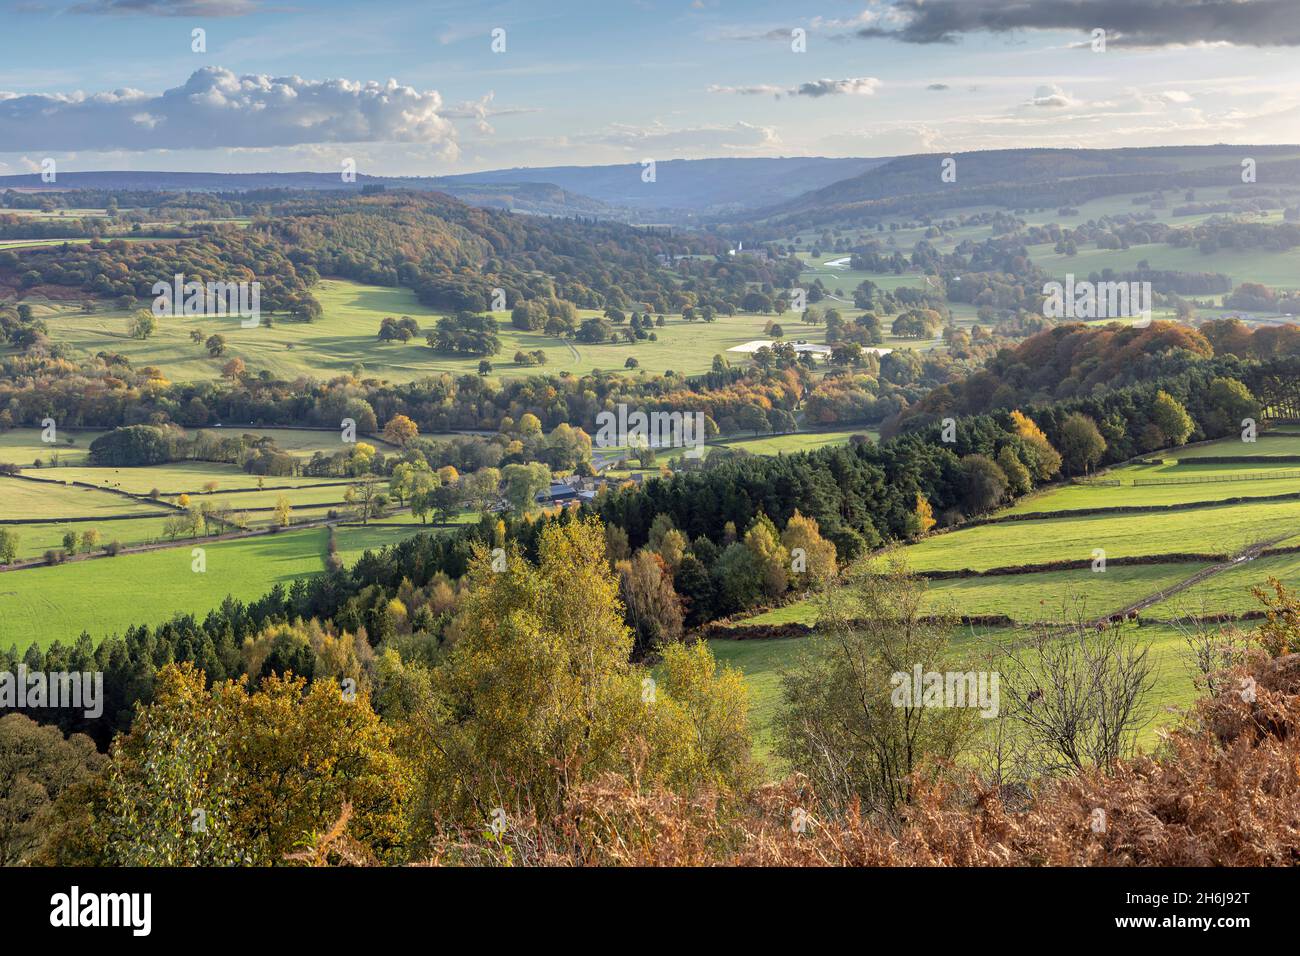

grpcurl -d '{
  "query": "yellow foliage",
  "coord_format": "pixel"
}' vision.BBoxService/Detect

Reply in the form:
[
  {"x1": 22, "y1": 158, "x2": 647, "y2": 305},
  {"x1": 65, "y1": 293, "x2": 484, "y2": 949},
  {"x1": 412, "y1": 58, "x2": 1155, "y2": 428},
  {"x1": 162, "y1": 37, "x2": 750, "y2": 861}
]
[
  {"x1": 1010, "y1": 409, "x2": 1048, "y2": 444},
  {"x1": 914, "y1": 493, "x2": 937, "y2": 535}
]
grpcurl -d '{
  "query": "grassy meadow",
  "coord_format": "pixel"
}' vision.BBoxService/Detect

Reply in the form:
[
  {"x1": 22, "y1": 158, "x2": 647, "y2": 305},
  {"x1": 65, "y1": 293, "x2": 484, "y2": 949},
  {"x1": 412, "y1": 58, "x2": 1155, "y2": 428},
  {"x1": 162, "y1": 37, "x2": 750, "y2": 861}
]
[{"x1": 19, "y1": 278, "x2": 854, "y2": 385}]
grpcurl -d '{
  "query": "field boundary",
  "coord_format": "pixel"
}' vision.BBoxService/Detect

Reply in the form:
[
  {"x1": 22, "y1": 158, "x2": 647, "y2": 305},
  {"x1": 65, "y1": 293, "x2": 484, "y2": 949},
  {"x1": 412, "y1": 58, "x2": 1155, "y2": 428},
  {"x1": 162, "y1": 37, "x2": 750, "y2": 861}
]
[
  {"x1": 977, "y1": 489, "x2": 1300, "y2": 524},
  {"x1": 0, "y1": 508, "x2": 423, "y2": 573},
  {"x1": 917, "y1": 552, "x2": 1221, "y2": 579}
]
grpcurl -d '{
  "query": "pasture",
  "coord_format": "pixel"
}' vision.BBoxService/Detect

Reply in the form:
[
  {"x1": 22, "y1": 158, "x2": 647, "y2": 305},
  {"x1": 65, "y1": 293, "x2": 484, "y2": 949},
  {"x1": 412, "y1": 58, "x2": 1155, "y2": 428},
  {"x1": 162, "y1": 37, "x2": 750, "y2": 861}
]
[
  {"x1": 743, "y1": 562, "x2": 1210, "y2": 627},
  {"x1": 22, "y1": 278, "x2": 856, "y2": 385},
  {"x1": 0, "y1": 527, "x2": 332, "y2": 649},
  {"x1": 897, "y1": 498, "x2": 1296, "y2": 573},
  {"x1": 706, "y1": 426, "x2": 878, "y2": 457},
  {"x1": 710, "y1": 619, "x2": 1203, "y2": 771},
  {"x1": 0, "y1": 476, "x2": 171, "y2": 520},
  {"x1": 0, "y1": 428, "x2": 107, "y2": 467}
]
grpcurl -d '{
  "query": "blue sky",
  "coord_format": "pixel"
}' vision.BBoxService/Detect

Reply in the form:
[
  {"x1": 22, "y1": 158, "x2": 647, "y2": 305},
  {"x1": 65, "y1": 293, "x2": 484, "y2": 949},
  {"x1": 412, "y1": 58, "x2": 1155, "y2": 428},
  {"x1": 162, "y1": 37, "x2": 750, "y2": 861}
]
[{"x1": 1, "y1": 0, "x2": 1298, "y2": 176}]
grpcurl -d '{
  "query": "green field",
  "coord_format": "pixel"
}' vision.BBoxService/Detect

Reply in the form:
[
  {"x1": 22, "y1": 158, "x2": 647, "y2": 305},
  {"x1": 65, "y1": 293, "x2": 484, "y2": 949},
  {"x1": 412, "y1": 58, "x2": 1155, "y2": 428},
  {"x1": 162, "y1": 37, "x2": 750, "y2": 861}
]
[
  {"x1": 25, "y1": 461, "x2": 345, "y2": 496},
  {"x1": 707, "y1": 636, "x2": 803, "y2": 766},
  {"x1": 717, "y1": 437, "x2": 1300, "y2": 752},
  {"x1": 23, "y1": 278, "x2": 855, "y2": 384},
  {"x1": 1146, "y1": 550, "x2": 1300, "y2": 618},
  {"x1": 1029, "y1": 240, "x2": 1300, "y2": 291},
  {"x1": 744, "y1": 562, "x2": 1208, "y2": 626},
  {"x1": 1176, "y1": 434, "x2": 1300, "y2": 458},
  {"x1": 706, "y1": 427, "x2": 878, "y2": 457},
  {"x1": 332, "y1": 522, "x2": 445, "y2": 566},
  {"x1": 0, "y1": 527, "x2": 332, "y2": 649},
  {"x1": 710, "y1": 618, "x2": 1202, "y2": 771},
  {"x1": 189, "y1": 426, "x2": 378, "y2": 454},
  {"x1": 0, "y1": 476, "x2": 171, "y2": 520},
  {"x1": 0, "y1": 429, "x2": 107, "y2": 467},
  {"x1": 0, "y1": 426, "x2": 382, "y2": 470},
  {"x1": 900, "y1": 497, "x2": 1300, "y2": 573},
  {"x1": 0, "y1": 516, "x2": 179, "y2": 561}
]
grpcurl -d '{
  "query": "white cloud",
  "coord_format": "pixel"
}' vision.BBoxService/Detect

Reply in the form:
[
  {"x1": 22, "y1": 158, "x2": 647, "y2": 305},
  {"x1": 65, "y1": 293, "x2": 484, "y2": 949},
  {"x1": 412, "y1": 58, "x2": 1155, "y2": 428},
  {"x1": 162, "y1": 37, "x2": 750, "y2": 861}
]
[
  {"x1": 1027, "y1": 83, "x2": 1078, "y2": 108},
  {"x1": 0, "y1": 67, "x2": 457, "y2": 152},
  {"x1": 706, "y1": 83, "x2": 786, "y2": 97},
  {"x1": 708, "y1": 77, "x2": 881, "y2": 99}
]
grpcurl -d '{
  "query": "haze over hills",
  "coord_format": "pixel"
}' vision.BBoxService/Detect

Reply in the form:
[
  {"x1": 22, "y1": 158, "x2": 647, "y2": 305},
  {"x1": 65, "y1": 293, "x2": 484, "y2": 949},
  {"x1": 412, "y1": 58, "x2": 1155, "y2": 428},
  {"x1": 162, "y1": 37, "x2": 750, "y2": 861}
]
[
  {"x1": 0, "y1": 170, "x2": 627, "y2": 219},
  {"x1": 0, "y1": 156, "x2": 887, "y2": 223},
  {"x1": 437, "y1": 156, "x2": 888, "y2": 216},
  {"x1": 740, "y1": 145, "x2": 1300, "y2": 231},
  {"x1": 6, "y1": 147, "x2": 1300, "y2": 231}
]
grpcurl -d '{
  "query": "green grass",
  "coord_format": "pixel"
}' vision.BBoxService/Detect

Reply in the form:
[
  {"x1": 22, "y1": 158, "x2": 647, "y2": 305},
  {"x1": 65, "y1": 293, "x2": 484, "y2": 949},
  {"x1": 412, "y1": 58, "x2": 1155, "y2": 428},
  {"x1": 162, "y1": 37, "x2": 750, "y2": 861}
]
[
  {"x1": 0, "y1": 516, "x2": 179, "y2": 561},
  {"x1": 331, "y1": 522, "x2": 441, "y2": 566},
  {"x1": 1009, "y1": 465, "x2": 1300, "y2": 515},
  {"x1": 29, "y1": 278, "x2": 856, "y2": 384},
  {"x1": 0, "y1": 476, "x2": 172, "y2": 520},
  {"x1": 1146, "y1": 550, "x2": 1300, "y2": 618},
  {"x1": 708, "y1": 618, "x2": 1202, "y2": 775},
  {"x1": 1028, "y1": 239, "x2": 1300, "y2": 291},
  {"x1": 706, "y1": 427, "x2": 878, "y2": 456},
  {"x1": 195, "y1": 483, "x2": 357, "y2": 511},
  {"x1": 188, "y1": 426, "x2": 373, "y2": 454},
  {"x1": 24, "y1": 461, "x2": 343, "y2": 496},
  {"x1": 707, "y1": 637, "x2": 803, "y2": 767},
  {"x1": 1176, "y1": 434, "x2": 1300, "y2": 458},
  {"x1": 0, "y1": 527, "x2": 331, "y2": 649},
  {"x1": 0, "y1": 429, "x2": 107, "y2": 467},
  {"x1": 742, "y1": 562, "x2": 1208, "y2": 626},
  {"x1": 900, "y1": 499, "x2": 1300, "y2": 572}
]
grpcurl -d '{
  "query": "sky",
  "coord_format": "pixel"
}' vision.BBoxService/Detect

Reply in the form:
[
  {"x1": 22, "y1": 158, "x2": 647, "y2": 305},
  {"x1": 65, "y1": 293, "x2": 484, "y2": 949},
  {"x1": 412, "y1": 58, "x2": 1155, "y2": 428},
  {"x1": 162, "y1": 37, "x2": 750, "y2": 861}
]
[{"x1": 1, "y1": 0, "x2": 1298, "y2": 177}]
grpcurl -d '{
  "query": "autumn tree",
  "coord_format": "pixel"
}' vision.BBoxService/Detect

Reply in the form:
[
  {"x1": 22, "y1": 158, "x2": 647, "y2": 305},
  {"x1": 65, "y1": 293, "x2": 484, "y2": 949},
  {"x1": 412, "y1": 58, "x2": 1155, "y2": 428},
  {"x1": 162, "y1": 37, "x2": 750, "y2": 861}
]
[
  {"x1": 57, "y1": 663, "x2": 407, "y2": 866},
  {"x1": 780, "y1": 510, "x2": 838, "y2": 588},
  {"x1": 744, "y1": 513, "x2": 790, "y2": 599},
  {"x1": 501, "y1": 462, "x2": 550, "y2": 513},
  {"x1": 382, "y1": 414, "x2": 419, "y2": 447},
  {"x1": 1057, "y1": 413, "x2": 1107, "y2": 476},
  {"x1": 402, "y1": 518, "x2": 754, "y2": 836},
  {"x1": 1151, "y1": 390, "x2": 1195, "y2": 447},
  {"x1": 774, "y1": 558, "x2": 978, "y2": 816},
  {"x1": 996, "y1": 445, "x2": 1031, "y2": 496},
  {"x1": 1009, "y1": 410, "x2": 1062, "y2": 481},
  {"x1": 911, "y1": 493, "x2": 937, "y2": 536},
  {"x1": 0, "y1": 715, "x2": 103, "y2": 866},
  {"x1": 0, "y1": 529, "x2": 17, "y2": 565},
  {"x1": 128, "y1": 309, "x2": 156, "y2": 340},
  {"x1": 618, "y1": 549, "x2": 685, "y2": 657}
]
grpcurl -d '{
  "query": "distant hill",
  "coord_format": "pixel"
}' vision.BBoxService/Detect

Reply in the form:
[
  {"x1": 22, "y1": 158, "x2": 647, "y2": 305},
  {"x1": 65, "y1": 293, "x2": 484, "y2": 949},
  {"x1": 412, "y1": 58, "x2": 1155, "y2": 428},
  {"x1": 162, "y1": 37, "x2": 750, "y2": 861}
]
[
  {"x1": 0, "y1": 157, "x2": 890, "y2": 222},
  {"x1": 742, "y1": 145, "x2": 1300, "y2": 231},
  {"x1": 0, "y1": 170, "x2": 626, "y2": 219},
  {"x1": 439, "y1": 156, "x2": 888, "y2": 217}
]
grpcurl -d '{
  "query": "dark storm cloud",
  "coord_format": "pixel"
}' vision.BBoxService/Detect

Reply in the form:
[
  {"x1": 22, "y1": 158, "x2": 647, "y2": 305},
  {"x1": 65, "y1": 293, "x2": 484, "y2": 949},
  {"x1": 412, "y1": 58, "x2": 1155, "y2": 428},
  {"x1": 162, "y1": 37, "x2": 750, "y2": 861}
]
[{"x1": 857, "y1": 0, "x2": 1300, "y2": 47}]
